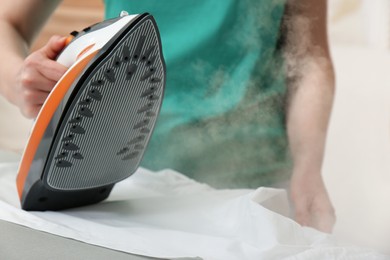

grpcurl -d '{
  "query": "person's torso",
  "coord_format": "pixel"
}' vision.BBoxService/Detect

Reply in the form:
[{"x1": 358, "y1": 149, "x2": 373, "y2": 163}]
[{"x1": 104, "y1": 0, "x2": 291, "y2": 188}]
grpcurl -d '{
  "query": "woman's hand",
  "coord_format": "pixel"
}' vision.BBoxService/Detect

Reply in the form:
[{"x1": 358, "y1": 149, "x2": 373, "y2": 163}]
[
  {"x1": 10, "y1": 35, "x2": 68, "y2": 118},
  {"x1": 290, "y1": 170, "x2": 336, "y2": 233}
]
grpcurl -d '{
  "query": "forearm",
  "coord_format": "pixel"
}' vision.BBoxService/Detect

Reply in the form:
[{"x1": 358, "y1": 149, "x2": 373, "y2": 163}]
[
  {"x1": 283, "y1": 0, "x2": 335, "y2": 175},
  {"x1": 0, "y1": 21, "x2": 28, "y2": 101},
  {"x1": 287, "y1": 56, "x2": 335, "y2": 175}
]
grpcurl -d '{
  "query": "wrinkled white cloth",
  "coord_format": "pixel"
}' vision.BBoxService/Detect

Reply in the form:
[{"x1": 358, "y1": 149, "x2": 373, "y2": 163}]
[{"x1": 0, "y1": 159, "x2": 387, "y2": 260}]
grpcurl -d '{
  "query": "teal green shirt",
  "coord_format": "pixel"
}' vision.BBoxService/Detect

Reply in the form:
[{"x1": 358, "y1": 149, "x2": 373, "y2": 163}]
[{"x1": 105, "y1": 0, "x2": 291, "y2": 188}]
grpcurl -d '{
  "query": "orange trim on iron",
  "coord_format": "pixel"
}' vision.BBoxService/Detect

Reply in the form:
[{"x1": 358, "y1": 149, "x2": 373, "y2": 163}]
[
  {"x1": 16, "y1": 50, "x2": 99, "y2": 199},
  {"x1": 77, "y1": 44, "x2": 95, "y2": 60},
  {"x1": 65, "y1": 35, "x2": 74, "y2": 46}
]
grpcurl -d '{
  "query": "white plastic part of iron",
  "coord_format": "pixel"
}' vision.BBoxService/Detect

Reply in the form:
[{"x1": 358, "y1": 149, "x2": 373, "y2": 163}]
[
  {"x1": 120, "y1": 10, "x2": 129, "y2": 17},
  {"x1": 56, "y1": 13, "x2": 139, "y2": 67}
]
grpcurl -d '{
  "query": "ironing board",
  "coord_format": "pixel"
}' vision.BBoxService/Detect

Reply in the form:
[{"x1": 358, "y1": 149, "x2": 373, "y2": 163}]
[{"x1": 0, "y1": 220, "x2": 157, "y2": 260}]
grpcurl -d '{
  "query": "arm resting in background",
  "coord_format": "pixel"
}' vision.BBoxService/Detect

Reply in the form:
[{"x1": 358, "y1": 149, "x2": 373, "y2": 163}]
[{"x1": 285, "y1": 0, "x2": 336, "y2": 233}]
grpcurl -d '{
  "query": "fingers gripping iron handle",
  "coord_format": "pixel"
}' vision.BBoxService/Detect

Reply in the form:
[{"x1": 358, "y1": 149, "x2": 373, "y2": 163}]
[{"x1": 17, "y1": 12, "x2": 166, "y2": 211}]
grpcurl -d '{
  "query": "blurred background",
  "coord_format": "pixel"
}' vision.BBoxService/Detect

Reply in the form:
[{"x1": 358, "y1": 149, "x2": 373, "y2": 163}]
[
  {"x1": 325, "y1": 0, "x2": 390, "y2": 253},
  {"x1": 0, "y1": 0, "x2": 389, "y2": 254}
]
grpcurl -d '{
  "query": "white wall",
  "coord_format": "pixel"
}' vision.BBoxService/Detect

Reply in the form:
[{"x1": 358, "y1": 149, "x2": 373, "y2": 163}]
[{"x1": 325, "y1": 0, "x2": 390, "y2": 253}]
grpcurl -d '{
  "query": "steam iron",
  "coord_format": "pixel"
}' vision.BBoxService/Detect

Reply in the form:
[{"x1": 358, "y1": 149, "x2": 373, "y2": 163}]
[{"x1": 16, "y1": 11, "x2": 166, "y2": 211}]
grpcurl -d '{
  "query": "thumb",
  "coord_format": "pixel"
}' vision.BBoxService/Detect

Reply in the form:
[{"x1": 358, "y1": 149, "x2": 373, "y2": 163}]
[{"x1": 40, "y1": 35, "x2": 67, "y2": 60}]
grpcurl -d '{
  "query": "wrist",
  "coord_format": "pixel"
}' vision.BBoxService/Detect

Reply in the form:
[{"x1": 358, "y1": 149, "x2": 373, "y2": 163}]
[
  {"x1": 290, "y1": 167, "x2": 326, "y2": 195},
  {"x1": 292, "y1": 163, "x2": 322, "y2": 177},
  {"x1": 1, "y1": 57, "x2": 23, "y2": 104}
]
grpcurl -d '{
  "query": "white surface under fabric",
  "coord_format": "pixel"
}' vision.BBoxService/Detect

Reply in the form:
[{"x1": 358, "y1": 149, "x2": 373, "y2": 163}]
[{"x1": 0, "y1": 155, "x2": 387, "y2": 259}]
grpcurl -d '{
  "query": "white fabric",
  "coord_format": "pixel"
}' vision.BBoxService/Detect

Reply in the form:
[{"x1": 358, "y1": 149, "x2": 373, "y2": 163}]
[{"x1": 0, "y1": 157, "x2": 387, "y2": 259}]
